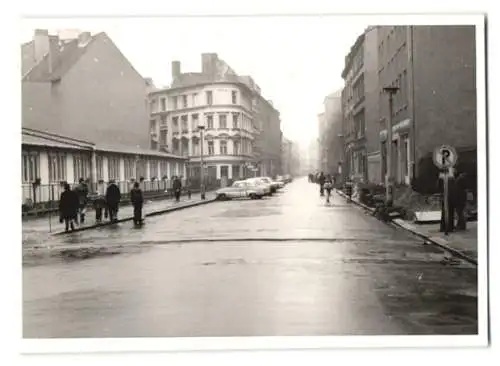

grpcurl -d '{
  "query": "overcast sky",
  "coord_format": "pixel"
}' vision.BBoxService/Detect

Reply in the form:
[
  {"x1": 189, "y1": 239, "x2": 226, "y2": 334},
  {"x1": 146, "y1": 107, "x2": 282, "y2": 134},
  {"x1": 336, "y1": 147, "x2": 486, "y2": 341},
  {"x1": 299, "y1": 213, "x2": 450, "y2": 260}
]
[{"x1": 21, "y1": 17, "x2": 370, "y2": 146}]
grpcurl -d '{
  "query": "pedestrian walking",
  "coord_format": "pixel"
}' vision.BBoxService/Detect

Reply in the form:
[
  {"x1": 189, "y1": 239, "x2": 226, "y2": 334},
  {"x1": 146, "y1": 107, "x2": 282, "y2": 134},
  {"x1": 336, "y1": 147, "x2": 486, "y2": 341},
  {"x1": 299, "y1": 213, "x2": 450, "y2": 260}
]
[
  {"x1": 130, "y1": 182, "x2": 144, "y2": 226},
  {"x1": 454, "y1": 171, "x2": 468, "y2": 231},
  {"x1": 173, "y1": 176, "x2": 182, "y2": 202},
  {"x1": 105, "y1": 179, "x2": 121, "y2": 222},
  {"x1": 74, "y1": 178, "x2": 89, "y2": 224},
  {"x1": 318, "y1": 171, "x2": 326, "y2": 196},
  {"x1": 59, "y1": 183, "x2": 79, "y2": 232},
  {"x1": 324, "y1": 174, "x2": 333, "y2": 203}
]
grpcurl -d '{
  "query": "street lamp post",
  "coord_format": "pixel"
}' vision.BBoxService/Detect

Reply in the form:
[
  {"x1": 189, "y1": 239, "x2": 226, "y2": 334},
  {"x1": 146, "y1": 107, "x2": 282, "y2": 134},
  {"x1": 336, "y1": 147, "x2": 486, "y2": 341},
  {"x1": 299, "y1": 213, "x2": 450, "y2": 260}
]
[
  {"x1": 383, "y1": 86, "x2": 399, "y2": 207},
  {"x1": 198, "y1": 125, "x2": 206, "y2": 200}
]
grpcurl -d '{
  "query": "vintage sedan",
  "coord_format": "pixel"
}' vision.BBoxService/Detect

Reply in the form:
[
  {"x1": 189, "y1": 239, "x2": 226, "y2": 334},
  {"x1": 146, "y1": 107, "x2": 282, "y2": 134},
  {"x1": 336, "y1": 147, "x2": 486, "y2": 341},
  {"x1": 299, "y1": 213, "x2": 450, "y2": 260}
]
[
  {"x1": 245, "y1": 177, "x2": 273, "y2": 196},
  {"x1": 215, "y1": 180, "x2": 266, "y2": 200},
  {"x1": 258, "y1": 176, "x2": 283, "y2": 193}
]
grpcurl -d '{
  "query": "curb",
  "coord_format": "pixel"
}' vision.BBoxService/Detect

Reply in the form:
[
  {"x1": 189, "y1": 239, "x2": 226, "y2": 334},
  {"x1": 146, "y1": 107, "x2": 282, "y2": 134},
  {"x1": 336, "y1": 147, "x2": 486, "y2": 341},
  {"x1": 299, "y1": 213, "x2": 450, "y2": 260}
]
[
  {"x1": 53, "y1": 198, "x2": 217, "y2": 236},
  {"x1": 391, "y1": 218, "x2": 478, "y2": 266},
  {"x1": 334, "y1": 189, "x2": 478, "y2": 266}
]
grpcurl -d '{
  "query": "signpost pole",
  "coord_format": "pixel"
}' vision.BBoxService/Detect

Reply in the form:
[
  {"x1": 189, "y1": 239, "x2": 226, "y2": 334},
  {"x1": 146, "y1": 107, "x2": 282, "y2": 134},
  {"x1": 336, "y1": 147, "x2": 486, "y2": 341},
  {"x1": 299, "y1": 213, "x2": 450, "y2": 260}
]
[{"x1": 443, "y1": 169, "x2": 449, "y2": 236}]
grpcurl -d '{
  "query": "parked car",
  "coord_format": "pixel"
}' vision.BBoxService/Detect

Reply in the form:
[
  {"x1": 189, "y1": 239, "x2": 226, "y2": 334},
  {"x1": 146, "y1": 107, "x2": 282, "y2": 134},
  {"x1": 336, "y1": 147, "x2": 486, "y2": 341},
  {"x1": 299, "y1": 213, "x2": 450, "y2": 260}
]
[
  {"x1": 258, "y1": 177, "x2": 282, "y2": 193},
  {"x1": 215, "y1": 180, "x2": 266, "y2": 200},
  {"x1": 245, "y1": 177, "x2": 273, "y2": 196},
  {"x1": 283, "y1": 174, "x2": 293, "y2": 183}
]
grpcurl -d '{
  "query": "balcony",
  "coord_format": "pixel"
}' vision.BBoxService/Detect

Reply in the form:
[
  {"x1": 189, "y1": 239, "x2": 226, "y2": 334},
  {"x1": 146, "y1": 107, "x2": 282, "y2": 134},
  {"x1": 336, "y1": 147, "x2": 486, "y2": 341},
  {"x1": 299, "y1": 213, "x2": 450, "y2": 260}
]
[
  {"x1": 172, "y1": 130, "x2": 180, "y2": 136},
  {"x1": 181, "y1": 129, "x2": 189, "y2": 134}
]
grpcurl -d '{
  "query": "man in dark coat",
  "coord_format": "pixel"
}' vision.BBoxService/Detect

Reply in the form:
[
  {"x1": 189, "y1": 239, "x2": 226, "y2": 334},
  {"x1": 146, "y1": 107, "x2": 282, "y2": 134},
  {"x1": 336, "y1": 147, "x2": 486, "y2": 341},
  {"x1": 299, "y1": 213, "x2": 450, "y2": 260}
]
[
  {"x1": 454, "y1": 171, "x2": 468, "y2": 230},
  {"x1": 105, "y1": 180, "x2": 121, "y2": 222},
  {"x1": 130, "y1": 182, "x2": 144, "y2": 225},
  {"x1": 318, "y1": 172, "x2": 326, "y2": 196},
  {"x1": 438, "y1": 172, "x2": 456, "y2": 233},
  {"x1": 74, "y1": 178, "x2": 89, "y2": 224},
  {"x1": 59, "y1": 183, "x2": 79, "y2": 232},
  {"x1": 172, "y1": 176, "x2": 182, "y2": 202}
]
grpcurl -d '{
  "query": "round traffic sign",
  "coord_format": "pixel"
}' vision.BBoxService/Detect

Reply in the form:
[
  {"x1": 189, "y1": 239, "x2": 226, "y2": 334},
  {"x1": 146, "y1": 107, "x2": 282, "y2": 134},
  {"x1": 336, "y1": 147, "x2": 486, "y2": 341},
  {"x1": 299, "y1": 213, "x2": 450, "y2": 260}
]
[{"x1": 433, "y1": 145, "x2": 458, "y2": 169}]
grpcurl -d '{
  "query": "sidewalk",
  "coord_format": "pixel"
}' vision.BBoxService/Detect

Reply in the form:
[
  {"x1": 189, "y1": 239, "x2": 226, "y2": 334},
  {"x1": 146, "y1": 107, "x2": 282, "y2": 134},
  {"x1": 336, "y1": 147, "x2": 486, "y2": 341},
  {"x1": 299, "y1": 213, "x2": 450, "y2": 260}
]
[
  {"x1": 22, "y1": 192, "x2": 215, "y2": 245},
  {"x1": 335, "y1": 189, "x2": 478, "y2": 265}
]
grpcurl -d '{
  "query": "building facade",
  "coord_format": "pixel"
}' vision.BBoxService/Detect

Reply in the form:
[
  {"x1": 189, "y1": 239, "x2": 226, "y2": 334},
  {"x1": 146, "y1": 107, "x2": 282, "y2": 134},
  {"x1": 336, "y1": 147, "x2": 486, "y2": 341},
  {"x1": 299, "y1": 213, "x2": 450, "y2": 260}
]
[
  {"x1": 377, "y1": 25, "x2": 477, "y2": 189},
  {"x1": 341, "y1": 26, "x2": 379, "y2": 183},
  {"x1": 318, "y1": 90, "x2": 343, "y2": 177},
  {"x1": 21, "y1": 30, "x2": 187, "y2": 208},
  {"x1": 148, "y1": 53, "x2": 282, "y2": 186},
  {"x1": 281, "y1": 137, "x2": 301, "y2": 177}
]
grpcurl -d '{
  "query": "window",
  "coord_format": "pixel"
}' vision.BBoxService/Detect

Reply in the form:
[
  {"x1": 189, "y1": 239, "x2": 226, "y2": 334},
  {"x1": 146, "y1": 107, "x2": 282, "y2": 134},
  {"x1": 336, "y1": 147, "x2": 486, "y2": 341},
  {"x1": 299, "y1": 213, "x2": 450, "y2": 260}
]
[
  {"x1": 172, "y1": 116, "x2": 179, "y2": 132},
  {"x1": 234, "y1": 141, "x2": 240, "y2": 155},
  {"x1": 220, "y1": 140, "x2": 227, "y2": 155},
  {"x1": 192, "y1": 114, "x2": 199, "y2": 130},
  {"x1": 160, "y1": 115, "x2": 166, "y2": 126},
  {"x1": 354, "y1": 110, "x2": 365, "y2": 139},
  {"x1": 160, "y1": 97, "x2": 166, "y2": 111},
  {"x1": 136, "y1": 159, "x2": 146, "y2": 179},
  {"x1": 192, "y1": 93, "x2": 197, "y2": 106},
  {"x1": 208, "y1": 141, "x2": 214, "y2": 155},
  {"x1": 22, "y1": 151, "x2": 40, "y2": 183},
  {"x1": 219, "y1": 114, "x2": 227, "y2": 129},
  {"x1": 96, "y1": 155, "x2": 104, "y2": 181},
  {"x1": 160, "y1": 160, "x2": 168, "y2": 178},
  {"x1": 181, "y1": 115, "x2": 188, "y2": 131},
  {"x1": 150, "y1": 99, "x2": 157, "y2": 112},
  {"x1": 172, "y1": 96, "x2": 178, "y2": 110},
  {"x1": 150, "y1": 159, "x2": 158, "y2": 178},
  {"x1": 73, "y1": 154, "x2": 89, "y2": 183},
  {"x1": 183, "y1": 95, "x2": 188, "y2": 108},
  {"x1": 206, "y1": 91, "x2": 213, "y2": 105},
  {"x1": 206, "y1": 114, "x2": 214, "y2": 129},
  {"x1": 47, "y1": 152, "x2": 66, "y2": 183},
  {"x1": 160, "y1": 131, "x2": 168, "y2": 146},
  {"x1": 232, "y1": 113, "x2": 239, "y2": 129},
  {"x1": 232, "y1": 90, "x2": 238, "y2": 104},
  {"x1": 124, "y1": 158, "x2": 135, "y2": 179},
  {"x1": 108, "y1": 156, "x2": 121, "y2": 181}
]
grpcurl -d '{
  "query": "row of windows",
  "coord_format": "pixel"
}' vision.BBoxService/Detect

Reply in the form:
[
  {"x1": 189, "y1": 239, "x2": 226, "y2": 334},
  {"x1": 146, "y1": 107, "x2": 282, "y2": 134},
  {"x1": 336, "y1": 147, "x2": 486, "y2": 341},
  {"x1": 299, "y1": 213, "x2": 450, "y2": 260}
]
[
  {"x1": 22, "y1": 152, "x2": 89, "y2": 184},
  {"x1": 172, "y1": 138, "x2": 253, "y2": 157},
  {"x1": 170, "y1": 112, "x2": 252, "y2": 131},
  {"x1": 151, "y1": 90, "x2": 239, "y2": 112},
  {"x1": 21, "y1": 153, "x2": 179, "y2": 183}
]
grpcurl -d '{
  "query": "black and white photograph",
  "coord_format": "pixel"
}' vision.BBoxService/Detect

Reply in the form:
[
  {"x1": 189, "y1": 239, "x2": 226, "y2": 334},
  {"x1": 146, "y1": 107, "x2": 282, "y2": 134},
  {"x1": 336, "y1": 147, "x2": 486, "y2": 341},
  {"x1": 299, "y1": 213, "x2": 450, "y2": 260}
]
[{"x1": 12, "y1": 3, "x2": 491, "y2": 360}]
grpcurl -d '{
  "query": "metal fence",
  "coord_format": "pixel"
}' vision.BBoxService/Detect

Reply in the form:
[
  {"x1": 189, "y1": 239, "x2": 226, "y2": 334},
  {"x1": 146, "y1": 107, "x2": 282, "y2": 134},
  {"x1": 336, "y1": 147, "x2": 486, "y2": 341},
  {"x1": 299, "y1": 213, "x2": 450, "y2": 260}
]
[{"x1": 22, "y1": 179, "x2": 188, "y2": 208}]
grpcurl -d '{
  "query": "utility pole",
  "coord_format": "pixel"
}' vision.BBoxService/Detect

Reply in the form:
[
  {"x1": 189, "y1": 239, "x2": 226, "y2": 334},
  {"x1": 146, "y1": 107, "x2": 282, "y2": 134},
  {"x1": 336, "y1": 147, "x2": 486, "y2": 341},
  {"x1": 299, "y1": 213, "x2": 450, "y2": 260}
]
[
  {"x1": 198, "y1": 125, "x2": 206, "y2": 200},
  {"x1": 383, "y1": 86, "x2": 399, "y2": 207}
]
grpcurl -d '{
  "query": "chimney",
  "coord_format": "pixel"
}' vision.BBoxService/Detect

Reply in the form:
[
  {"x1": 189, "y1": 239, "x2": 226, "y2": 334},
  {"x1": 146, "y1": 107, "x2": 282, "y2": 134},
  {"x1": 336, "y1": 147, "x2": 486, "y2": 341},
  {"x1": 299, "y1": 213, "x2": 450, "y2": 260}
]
[
  {"x1": 201, "y1": 53, "x2": 218, "y2": 75},
  {"x1": 78, "y1": 31, "x2": 92, "y2": 46},
  {"x1": 171, "y1": 61, "x2": 181, "y2": 79},
  {"x1": 33, "y1": 29, "x2": 49, "y2": 64}
]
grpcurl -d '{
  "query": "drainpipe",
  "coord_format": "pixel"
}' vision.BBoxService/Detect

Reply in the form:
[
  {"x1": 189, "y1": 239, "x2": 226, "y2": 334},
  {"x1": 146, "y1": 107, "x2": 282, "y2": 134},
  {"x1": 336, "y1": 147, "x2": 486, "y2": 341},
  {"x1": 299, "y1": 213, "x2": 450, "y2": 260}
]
[{"x1": 408, "y1": 25, "x2": 417, "y2": 180}]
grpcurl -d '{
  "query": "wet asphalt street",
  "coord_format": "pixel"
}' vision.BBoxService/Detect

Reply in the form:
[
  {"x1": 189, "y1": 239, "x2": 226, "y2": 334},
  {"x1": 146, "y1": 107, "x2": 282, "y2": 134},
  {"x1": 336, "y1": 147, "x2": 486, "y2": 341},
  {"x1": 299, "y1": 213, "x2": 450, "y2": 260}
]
[{"x1": 23, "y1": 177, "x2": 478, "y2": 338}]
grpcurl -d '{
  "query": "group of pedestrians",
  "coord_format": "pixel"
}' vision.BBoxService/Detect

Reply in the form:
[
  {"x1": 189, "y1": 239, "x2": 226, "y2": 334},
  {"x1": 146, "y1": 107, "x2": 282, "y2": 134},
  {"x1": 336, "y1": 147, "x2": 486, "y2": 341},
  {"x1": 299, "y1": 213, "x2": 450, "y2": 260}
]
[
  {"x1": 309, "y1": 171, "x2": 336, "y2": 203},
  {"x1": 58, "y1": 179, "x2": 132, "y2": 232},
  {"x1": 58, "y1": 176, "x2": 188, "y2": 233}
]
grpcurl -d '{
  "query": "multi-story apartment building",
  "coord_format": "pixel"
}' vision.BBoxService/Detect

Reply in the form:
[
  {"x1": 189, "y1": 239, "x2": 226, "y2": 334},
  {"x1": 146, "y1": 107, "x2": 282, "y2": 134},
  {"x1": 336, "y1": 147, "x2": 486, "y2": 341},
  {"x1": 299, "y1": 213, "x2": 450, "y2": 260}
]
[
  {"x1": 318, "y1": 90, "x2": 343, "y2": 177},
  {"x1": 341, "y1": 26, "x2": 379, "y2": 183},
  {"x1": 149, "y1": 53, "x2": 282, "y2": 186},
  {"x1": 281, "y1": 137, "x2": 301, "y2": 177},
  {"x1": 377, "y1": 26, "x2": 476, "y2": 190}
]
